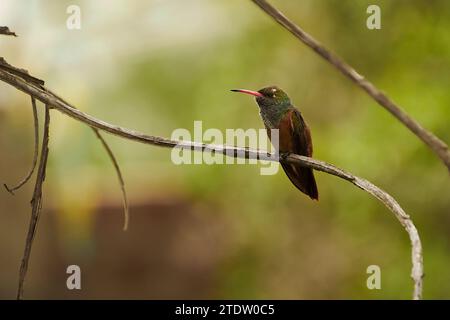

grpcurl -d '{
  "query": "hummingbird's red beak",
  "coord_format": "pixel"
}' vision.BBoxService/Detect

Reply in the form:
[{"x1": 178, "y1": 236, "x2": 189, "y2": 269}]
[{"x1": 231, "y1": 89, "x2": 263, "y2": 97}]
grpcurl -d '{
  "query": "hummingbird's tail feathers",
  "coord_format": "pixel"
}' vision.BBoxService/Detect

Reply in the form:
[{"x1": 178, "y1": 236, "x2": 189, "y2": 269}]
[{"x1": 281, "y1": 163, "x2": 319, "y2": 200}]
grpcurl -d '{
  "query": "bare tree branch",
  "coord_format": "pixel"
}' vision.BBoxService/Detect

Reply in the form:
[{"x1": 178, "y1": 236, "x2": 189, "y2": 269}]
[
  {"x1": 16, "y1": 104, "x2": 50, "y2": 300},
  {"x1": 0, "y1": 67, "x2": 423, "y2": 299},
  {"x1": 251, "y1": 0, "x2": 450, "y2": 172},
  {"x1": 4, "y1": 97, "x2": 39, "y2": 194},
  {"x1": 0, "y1": 26, "x2": 17, "y2": 37},
  {"x1": 92, "y1": 129, "x2": 130, "y2": 231}
]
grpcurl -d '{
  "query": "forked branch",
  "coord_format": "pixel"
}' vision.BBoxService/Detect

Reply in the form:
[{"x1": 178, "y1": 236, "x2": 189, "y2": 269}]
[{"x1": 0, "y1": 67, "x2": 423, "y2": 299}]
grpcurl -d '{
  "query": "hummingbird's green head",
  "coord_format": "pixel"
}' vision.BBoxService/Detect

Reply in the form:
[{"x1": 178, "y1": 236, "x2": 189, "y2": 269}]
[{"x1": 231, "y1": 86, "x2": 291, "y2": 109}]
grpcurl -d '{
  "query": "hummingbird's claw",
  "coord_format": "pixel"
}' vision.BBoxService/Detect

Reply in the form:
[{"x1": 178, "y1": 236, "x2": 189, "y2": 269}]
[{"x1": 280, "y1": 152, "x2": 291, "y2": 162}]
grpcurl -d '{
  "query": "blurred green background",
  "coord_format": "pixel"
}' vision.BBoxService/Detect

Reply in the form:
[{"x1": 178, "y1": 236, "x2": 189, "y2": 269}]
[{"x1": 0, "y1": 0, "x2": 449, "y2": 299}]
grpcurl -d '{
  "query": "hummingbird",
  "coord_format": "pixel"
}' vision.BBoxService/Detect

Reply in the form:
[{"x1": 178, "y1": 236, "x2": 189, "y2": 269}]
[{"x1": 231, "y1": 86, "x2": 318, "y2": 200}]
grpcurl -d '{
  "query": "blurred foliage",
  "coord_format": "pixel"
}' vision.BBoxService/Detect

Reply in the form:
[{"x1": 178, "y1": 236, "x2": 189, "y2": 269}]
[{"x1": 0, "y1": 0, "x2": 449, "y2": 299}]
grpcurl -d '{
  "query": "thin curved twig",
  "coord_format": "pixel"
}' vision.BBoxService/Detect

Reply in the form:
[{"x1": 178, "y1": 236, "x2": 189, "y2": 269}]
[
  {"x1": 16, "y1": 104, "x2": 50, "y2": 300},
  {"x1": 0, "y1": 68, "x2": 424, "y2": 299},
  {"x1": 251, "y1": 0, "x2": 450, "y2": 172},
  {"x1": 43, "y1": 87, "x2": 130, "y2": 231},
  {"x1": 4, "y1": 97, "x2": 39, "y2": 194},
  {"x1": 92, "y1": 129, "x2": 129, "y2": 231}
]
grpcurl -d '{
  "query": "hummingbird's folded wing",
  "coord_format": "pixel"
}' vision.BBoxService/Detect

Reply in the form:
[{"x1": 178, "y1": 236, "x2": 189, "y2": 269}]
[
  {"x1": 280, "y1": 108, "x2": 319, "y2": 200},
  {"x1": 289, "y1": 108, "x2": 312, "y2": 156}
]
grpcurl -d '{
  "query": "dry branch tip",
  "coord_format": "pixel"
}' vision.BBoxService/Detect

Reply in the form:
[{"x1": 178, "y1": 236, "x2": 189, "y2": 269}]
[{"x1": 0, "y1": 26, "x2": 17, "y2": 37}]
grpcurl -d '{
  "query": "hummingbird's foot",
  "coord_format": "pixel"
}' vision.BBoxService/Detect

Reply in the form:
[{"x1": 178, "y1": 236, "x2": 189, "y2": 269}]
[{"x1": 279, "y1": 152, "x2": 291, "y2": 163}]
